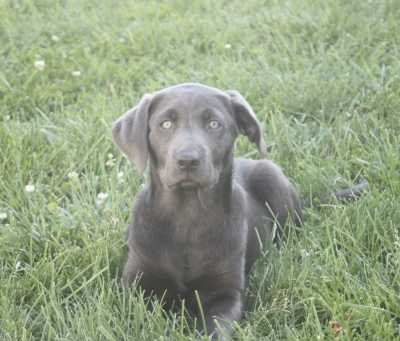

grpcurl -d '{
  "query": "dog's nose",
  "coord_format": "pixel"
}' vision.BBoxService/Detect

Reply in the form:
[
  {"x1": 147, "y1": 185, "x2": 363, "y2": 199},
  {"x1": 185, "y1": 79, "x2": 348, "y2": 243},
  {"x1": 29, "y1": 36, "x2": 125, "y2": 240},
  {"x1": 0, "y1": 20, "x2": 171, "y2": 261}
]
[{"x1": 176, "y1": 151, "x2": 200, "y2": 171}]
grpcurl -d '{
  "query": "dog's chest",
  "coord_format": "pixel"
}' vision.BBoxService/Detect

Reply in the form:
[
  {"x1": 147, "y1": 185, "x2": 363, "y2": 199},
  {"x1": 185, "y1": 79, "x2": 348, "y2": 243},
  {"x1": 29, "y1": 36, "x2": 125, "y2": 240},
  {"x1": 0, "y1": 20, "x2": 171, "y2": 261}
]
[
  {"x1": 132, "y1": 188, "x2": 246, "y2": 292},
  {"x1": 171, "y1": 213, "x2": 224, "y2": 278},
  {"x1": 144, "y1": 208, "x2": 230, "y2": 283}
]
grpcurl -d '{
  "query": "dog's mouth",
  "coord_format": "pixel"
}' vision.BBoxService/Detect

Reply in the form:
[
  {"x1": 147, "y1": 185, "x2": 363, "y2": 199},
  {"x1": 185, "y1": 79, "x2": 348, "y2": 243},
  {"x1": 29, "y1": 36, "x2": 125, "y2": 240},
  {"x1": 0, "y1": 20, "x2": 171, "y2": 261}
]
[
  {"x1": 163, "y1": 166, "x2": 218, "y2": 191},
  {"x1": 168, "y1": 179, "x2": 200, "y2": 190}
]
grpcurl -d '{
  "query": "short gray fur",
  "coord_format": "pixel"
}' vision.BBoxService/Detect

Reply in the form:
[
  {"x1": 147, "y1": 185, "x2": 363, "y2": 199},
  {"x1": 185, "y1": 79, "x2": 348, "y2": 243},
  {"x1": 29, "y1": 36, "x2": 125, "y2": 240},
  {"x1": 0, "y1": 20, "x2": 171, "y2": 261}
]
[{"x1": 112, "y1": 83, "x2": 303, "y2": 339}]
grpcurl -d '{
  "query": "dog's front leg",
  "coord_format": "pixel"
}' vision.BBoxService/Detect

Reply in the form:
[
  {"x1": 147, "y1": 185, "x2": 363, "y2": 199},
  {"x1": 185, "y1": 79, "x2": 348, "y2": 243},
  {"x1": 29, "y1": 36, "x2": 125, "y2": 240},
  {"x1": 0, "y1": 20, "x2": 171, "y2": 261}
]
[
  {"x1": 121, "y1": 252, "x2": 141, "y2": 288},
  {"x1": 202, "y1": 289, "x2": 243, "y2": 340}
]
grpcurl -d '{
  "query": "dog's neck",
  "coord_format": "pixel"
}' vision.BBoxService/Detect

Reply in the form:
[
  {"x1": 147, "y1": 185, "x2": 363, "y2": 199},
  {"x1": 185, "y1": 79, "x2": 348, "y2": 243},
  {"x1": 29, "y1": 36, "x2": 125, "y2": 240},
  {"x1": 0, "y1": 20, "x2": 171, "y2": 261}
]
[{"x1": 148, "y1": 161, "x2": 234, "y2": 215}]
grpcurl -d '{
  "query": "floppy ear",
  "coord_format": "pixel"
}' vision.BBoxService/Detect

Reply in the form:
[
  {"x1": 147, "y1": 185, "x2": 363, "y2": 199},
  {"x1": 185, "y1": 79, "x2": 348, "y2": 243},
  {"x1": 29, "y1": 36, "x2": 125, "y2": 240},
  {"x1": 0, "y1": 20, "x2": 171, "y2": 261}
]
[
  {"x1": 226, "y1": 90, "x2": 267, "y2": 156},
  {"x1": 112, "y1": 94, "x2": 153, "y2": 174}
]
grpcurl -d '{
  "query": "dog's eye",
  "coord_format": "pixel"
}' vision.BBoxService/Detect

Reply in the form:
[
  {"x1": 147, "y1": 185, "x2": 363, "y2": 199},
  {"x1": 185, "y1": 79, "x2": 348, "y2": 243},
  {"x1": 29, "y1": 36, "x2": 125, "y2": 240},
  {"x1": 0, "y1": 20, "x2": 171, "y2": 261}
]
[
  {"x1": 207, "y1": 120, "x2": 221, "y2": 130},
  {"x1": 160, "y1": 120, "x2": 173, "y2": 129}
]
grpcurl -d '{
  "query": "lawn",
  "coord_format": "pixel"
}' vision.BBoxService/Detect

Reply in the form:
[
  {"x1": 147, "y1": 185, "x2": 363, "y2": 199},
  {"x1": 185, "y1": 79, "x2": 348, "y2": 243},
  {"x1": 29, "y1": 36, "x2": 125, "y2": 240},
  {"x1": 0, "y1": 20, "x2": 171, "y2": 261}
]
[{"x1": 0, "y1": 0, "x2": 399, "y2": 340}]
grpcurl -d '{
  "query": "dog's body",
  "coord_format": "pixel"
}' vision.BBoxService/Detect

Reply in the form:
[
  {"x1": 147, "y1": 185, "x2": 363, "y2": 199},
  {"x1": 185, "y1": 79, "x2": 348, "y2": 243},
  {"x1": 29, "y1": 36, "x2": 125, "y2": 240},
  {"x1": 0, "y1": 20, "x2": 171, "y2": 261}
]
[{"x1": 112, "y1": 83, "x2": 302, "y2": 338}]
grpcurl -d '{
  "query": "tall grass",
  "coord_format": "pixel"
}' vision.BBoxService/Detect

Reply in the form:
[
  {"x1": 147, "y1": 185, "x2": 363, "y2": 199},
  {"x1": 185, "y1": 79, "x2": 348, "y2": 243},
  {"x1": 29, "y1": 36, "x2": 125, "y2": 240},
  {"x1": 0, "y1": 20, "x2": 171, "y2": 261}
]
[{"x1": 1, "y1": 0, "x2": 399, "y2": 339}]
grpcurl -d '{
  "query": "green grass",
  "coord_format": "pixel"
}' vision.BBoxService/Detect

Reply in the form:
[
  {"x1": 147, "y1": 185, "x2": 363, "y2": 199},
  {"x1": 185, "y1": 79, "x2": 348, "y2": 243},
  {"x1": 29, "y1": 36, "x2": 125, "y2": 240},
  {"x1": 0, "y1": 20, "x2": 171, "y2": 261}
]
[{"x1": 1, "y1": 0, "x2": 399, "y2": 339}]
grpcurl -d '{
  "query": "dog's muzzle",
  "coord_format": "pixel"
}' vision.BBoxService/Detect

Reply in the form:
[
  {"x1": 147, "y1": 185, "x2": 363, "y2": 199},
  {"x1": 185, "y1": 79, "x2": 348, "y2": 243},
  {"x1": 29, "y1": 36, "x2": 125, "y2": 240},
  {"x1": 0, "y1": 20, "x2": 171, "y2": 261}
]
[
  {"x1": 163, "y1": 145, "x2": 214, "y2": 189},
  {"x1": 175, "y1": 148, "x2": 201, "y2": 172}
]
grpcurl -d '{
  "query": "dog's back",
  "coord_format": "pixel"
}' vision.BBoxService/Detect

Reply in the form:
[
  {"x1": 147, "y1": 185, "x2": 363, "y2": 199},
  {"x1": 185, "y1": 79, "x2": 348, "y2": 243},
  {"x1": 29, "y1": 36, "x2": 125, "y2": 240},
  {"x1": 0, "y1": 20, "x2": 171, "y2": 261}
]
[{"x1": 233, "y1": 158, "x2": 302, "y2": 272}]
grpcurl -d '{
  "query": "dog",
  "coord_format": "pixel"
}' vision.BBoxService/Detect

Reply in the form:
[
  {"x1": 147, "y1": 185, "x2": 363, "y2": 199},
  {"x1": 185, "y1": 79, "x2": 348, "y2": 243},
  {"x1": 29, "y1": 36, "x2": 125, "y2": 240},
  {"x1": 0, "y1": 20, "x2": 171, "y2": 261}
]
[{"x1": 112, "y1": 83, "x2": 364, "y2": 339}]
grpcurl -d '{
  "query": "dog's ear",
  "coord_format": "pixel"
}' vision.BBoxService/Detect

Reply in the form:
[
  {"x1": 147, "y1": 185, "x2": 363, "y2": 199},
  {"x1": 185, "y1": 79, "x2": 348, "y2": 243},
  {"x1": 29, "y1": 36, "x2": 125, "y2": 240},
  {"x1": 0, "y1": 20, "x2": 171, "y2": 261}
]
[
  {"x1": 112, "y1": 94, "x2": 153, "y2": 174},
  {"x1": 226, "y1": 90, "x2": 267, "y2": 155}
]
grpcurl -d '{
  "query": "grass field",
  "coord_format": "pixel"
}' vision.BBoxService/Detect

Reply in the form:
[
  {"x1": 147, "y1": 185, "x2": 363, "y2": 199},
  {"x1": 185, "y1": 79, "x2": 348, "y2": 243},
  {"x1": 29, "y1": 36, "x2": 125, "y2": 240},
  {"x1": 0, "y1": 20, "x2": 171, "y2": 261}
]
[{"x1": 1, "y1": 0, "x2": 400, "y2": 339}]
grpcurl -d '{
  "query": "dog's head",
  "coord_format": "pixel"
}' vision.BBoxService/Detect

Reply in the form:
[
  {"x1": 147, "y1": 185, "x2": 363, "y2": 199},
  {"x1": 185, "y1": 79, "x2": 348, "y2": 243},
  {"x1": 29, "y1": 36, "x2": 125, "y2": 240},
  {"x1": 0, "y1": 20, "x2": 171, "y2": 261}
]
[{"x1": 112, "y1": 83, "x2": 266, "y2": 190}]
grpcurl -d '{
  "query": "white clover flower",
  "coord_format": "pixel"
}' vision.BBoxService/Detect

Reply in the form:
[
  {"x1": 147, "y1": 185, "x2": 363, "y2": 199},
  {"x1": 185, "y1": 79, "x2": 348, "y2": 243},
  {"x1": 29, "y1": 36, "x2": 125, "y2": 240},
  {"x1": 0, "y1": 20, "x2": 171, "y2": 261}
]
[
  {"x1": 224, "y1": 43, "x2": 232, "y2": 49},
  {"x1": 16, "y1": 261, "x2": 22, "y2": 271},
  {"x1": 106, "y1": 153, "x2": 116, "y2": 168},
  {"x1": 25, "y1": 184, "x2": 36, "y2": 193},
  {"x1": 0, "y1": 212, "x2": 7, "y2": 221},
  {"x1": 34, "y1": 60, "x2": 45, "y2": 71},
  {"x1": 106, "y1": 159, "x2": 115, "y2": 168},
  {"x1": 111, "y1": 216, "x2": 119, "y2": 226},
  {"x1": 97, "y1": 192, "x2": 108, "y2": 200},
  {"x1": 117, "y1": 171, "x2": 124, "y2": 184},
  {"x1": 51, "y1": 35, "x2": 60, "y2": 42},
  {"x1": 67, "y1": 171, "x2": 79, "y2": 180},
  {"x1": 71, "y1": 70, "x2": 81, "y2": 77},
  {"x1": 96, "y1": 192, "x2": 109, "y2": 206},
  {"x1": 301, "y1": 249, "x2": 310, "y2": 257}
]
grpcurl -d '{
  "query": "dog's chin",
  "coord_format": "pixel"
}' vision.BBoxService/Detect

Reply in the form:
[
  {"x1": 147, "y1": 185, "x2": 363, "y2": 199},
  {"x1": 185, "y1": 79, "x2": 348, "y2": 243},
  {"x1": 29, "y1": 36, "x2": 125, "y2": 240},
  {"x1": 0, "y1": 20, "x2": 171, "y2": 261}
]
[
  {"x1": 174, "y1": 180, "x2": 199, "y2": 190},
  {"x1": 166, "y1": 180, "x2": 201, "y2": 191},
  {"x1": 165, "y1": 177, "x2": 217, "y2": 191}
]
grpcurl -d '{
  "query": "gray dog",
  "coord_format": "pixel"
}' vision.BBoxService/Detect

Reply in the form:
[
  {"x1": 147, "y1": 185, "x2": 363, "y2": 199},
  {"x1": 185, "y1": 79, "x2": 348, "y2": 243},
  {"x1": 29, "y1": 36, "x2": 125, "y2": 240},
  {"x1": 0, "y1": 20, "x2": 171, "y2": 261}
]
[{"x1": 112, "y1": 83, "x2": 350, "y2": 339}]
